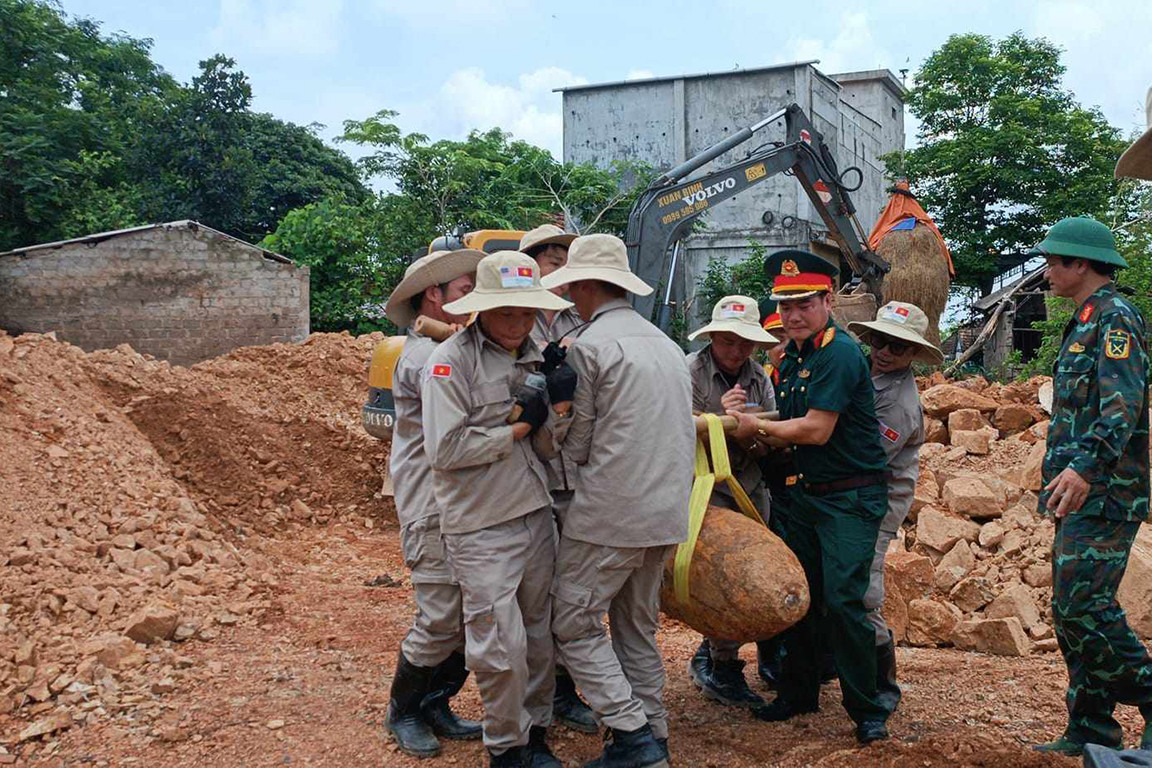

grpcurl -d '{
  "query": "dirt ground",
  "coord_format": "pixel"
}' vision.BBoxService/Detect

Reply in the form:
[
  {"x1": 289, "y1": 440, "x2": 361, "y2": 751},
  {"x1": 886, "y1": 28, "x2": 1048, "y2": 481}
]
[
  {"x1": 1, "y1": 332, "x2": 1147, "y2": 766},
  {"x1": 6, "y1": 510, "x2": 1145, "y2": 767}
]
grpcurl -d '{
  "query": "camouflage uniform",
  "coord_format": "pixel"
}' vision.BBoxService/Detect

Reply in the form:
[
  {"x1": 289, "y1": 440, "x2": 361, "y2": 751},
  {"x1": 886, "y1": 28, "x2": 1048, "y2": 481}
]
[{"x1": 1041, "y1": 283, "x2": 1152, "y2": 748}]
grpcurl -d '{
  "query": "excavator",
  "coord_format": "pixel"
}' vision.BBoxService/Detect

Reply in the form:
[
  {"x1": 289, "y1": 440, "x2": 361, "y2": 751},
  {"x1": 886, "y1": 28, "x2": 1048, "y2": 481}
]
[{"x1": 363, "y1": 102, "x2": 890, "y2": 447}]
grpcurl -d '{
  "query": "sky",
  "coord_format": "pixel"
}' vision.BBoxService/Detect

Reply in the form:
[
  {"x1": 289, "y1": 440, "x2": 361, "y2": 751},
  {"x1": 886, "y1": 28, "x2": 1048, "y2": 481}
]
[{"x1": 59, "y1": 0, "x2": 1152, "y2": 162}]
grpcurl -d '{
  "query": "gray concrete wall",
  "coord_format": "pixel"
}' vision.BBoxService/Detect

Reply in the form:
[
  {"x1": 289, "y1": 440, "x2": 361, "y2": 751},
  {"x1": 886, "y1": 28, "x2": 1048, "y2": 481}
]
[
  {"x1": 561, "y1": 63, "x2": 905, "y2": 319},
  {"x1": 0, "y1": 223, "x2": 309, "y2": 366}
]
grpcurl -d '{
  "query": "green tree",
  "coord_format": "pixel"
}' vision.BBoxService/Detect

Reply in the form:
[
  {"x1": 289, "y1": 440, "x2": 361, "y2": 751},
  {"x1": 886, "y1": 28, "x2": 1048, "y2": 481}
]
[
  {"x1": 133, "y1": 56, "x2": 367, "y2": 241},
  {"x1": 0, "y1": 2, "x2": 367, "y2": 250},
  {"x1": 259, "y1": 196, "x2": 407, "y2": 334},
  {"x1": 892, "y1": 33, "x2": 1127, "y2": 291},
  {"x1": 0, "y1": 0, "x2": 175, "y2": 249},
  {"x1": 338, "y1": 110, "x2": 649, "y2": 239}
]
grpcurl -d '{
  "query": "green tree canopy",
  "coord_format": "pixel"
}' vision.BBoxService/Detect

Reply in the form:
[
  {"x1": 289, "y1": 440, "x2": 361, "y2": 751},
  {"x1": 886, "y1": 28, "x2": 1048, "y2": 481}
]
[
  {"x1": 893, "y1": 33, "x2": 1127, "y2": 290},
  {"x1": 0, "y1": 1, "x2": 367, "y2": 251}
]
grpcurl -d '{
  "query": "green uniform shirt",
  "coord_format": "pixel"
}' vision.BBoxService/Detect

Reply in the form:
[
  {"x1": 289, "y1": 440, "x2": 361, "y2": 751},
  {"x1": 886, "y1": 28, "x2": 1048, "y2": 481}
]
[
  {"x1": 1041, "y1": 283, "x2": 1150, "y2": 522},
  {"x1": 777, "y1": 319, "x2": 888, "y2": 484}
]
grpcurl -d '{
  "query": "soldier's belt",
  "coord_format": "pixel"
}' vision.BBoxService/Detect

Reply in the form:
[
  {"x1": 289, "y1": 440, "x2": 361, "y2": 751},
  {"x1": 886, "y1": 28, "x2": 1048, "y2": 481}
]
[{"x1": 800, "y1": 473, "x2": 887, "y2": 497}]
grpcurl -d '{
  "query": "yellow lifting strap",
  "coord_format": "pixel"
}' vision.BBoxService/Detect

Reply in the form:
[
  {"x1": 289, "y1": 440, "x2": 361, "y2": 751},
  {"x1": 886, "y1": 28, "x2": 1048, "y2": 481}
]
[{"x1": 673, "y1": 413, "x2": 767, "y2": 605}]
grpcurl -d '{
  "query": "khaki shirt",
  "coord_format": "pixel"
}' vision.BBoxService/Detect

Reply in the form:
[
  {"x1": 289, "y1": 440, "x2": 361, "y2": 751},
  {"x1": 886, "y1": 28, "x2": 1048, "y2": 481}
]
[
  {"x1": 530, "y1": 307, "x2": 585, "y2": 493},
  {"x1": 561, "y1": 298, "x2": 694, "y2": 548},
  {"x1": 389, "y1": 327, "x2": 441, "y2": 528},
  {"x1": 872, "y1": 365, "x2": 924, "y2": 533},
  {"x1": 423, "y1": 323, "x2": 553, "y2": 535},
  {"x1": 687, "y1": 345, "x2": 776, "y2": 507}
]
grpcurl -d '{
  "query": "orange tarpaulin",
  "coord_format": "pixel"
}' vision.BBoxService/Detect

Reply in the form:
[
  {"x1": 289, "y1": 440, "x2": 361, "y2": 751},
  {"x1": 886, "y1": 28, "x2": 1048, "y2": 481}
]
[{"x1": 868, "y1": 180, "x2": 955, "y2": 277}]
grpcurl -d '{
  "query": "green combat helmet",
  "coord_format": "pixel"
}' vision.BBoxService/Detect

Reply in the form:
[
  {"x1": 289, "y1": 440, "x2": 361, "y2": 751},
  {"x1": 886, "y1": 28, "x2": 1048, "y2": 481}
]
[{"x1": 1029, "y1": 216, "x2": 1128, "y2": 268}]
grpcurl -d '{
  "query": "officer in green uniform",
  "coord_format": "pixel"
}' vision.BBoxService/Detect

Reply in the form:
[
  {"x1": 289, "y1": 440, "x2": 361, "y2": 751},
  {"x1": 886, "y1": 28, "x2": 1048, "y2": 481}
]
[
  {"x1": 1028, "y1": 217, "x2": 1152, "y2": 756},
  {"x1": 732, "y1": 250, "x2": 890, "y2": 743}
]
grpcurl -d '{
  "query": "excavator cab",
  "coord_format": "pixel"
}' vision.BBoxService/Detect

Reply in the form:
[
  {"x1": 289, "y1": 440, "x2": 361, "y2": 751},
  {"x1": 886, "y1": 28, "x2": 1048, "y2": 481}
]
[{"x1": 361, "y1": 229, "x2": 525, "y2": 446}]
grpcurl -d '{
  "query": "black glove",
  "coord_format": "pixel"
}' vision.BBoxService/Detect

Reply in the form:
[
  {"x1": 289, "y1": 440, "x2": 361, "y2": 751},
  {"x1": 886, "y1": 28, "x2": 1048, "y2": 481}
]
[
  {"x1": 540, "y1": 341, "x2": 567, "y2": 375},
  {"x1": 545, "y1": 361, "x2": 578, "y2": 405},
  {"x1": 513, "y1": 379, "x2": 549, "y2": 433}
]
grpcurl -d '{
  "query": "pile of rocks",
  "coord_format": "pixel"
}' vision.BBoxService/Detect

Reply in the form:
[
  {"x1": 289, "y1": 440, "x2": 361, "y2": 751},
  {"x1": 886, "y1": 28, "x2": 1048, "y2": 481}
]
[
  {"x1": 882, "y1": 375, "x2": 1152, "y2": 657},
  {"x1": 0, "y1": 330, "x2": 388, "y2": 746}
]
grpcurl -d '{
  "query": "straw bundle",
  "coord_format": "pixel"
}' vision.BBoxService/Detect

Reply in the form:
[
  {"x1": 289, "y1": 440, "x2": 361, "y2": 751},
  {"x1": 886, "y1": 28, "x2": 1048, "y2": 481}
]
[{"x1": 876, "y1": 223, "x2": 951, "y2": 346}]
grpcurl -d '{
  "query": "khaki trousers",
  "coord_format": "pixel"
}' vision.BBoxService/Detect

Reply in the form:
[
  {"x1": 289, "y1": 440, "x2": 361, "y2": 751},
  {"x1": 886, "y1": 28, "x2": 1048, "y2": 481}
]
[
  {"x1": 552, "y1": 536, "x2": 675, "y2": 740},
  {"x1": 399, "y1": 515, "x2": 465, "y2": 667},
  {"x1": 443, "y1": 508, "x2": 556, "y2": 754},
  {"x1": 863, "y1": 528, "x2": 898, "y2": 645}
]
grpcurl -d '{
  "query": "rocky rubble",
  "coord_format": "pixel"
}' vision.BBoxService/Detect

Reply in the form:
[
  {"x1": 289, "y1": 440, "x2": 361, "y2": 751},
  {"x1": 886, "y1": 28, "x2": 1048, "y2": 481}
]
[
  {"x1": 883, "y1": 374, "x2": 1152, "y2": 658},
  {"x1": 0, "y1": 330, "x2": 388, "y2": 750}
]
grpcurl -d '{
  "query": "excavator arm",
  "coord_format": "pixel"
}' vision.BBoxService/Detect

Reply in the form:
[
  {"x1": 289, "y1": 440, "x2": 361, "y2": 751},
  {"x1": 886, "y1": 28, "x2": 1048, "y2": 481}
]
[{"x1": 624, "y1": 103, "x2": 889, "y2": 330}]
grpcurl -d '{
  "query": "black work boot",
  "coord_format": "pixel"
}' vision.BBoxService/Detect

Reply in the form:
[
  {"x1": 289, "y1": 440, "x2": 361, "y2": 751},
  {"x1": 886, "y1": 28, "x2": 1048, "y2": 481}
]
[
  {"x1": 527, "y1": 725, "x2": 562, "y2": 767},
  {"x1": 384, "y1": 653, "x2": 440, "y2": 758},
  {"x1": 855, "y1": 719, "x2": 889, "y2": 744},
  {"x1": 702, "y1": 659, "x2": 766, "y2": 708},
  {"x1": 554, "y1": 665, "x2": 598, "y2": 733},
  {"x1": 755, "y1": 639, "x2": 783, "y2": 689},
  {"x1": 875, "y1": 632, "x2": 901, "y2": 714},
  {"x1": 687, "y1": 639, "x2": 711, "y2": 689},
  {"x1": 489, "y1": 745, "x2": 528, "y2": 767},
  {"x1": 420, "y1": 651, "x2": 482, "y2": 740},
  {"x1": 583, "y1": 723, "x2": 669, "y2": 768}
]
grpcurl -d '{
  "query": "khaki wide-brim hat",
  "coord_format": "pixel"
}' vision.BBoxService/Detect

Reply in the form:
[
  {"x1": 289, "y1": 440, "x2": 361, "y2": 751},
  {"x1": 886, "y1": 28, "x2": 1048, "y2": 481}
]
[
  {"x1": 443, "y1": 251, "x2": 573, "y2": 315},
  {"x1": 688, "y1": 294, "x2": 779, "y2": 344},
  {"x1": 847, "y1": 301, "x2": 944, "y2": 366},
  {"x1": 384, "y1": 248, "x2": 487, "y2": 328},
  {"x1": 520, "y1": 223, "x2": 577, "y2": 255},
  {"x1": 1116, "y1": 85, "x2": 1152, "y2": 180},
  {"x1": 540, "y1": 233, "x2": 653, "y2": 296}
]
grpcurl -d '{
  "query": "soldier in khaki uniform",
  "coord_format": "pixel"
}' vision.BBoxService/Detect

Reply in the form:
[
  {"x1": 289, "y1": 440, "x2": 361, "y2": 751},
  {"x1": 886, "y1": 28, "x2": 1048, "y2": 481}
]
[
  {"x1": 847, "y1": 302, "x2": 942, "y2": 714},
  {"x1": 519, "y1": 224, "x2": 598, "y2": 733},
  {"x1": 423, "y1": 252, "x2": 574, "y2": 767},
  {"x1": 683, "y1": 296, "x2": 779, "y2": 708},
  {"x1": 381, "y1": 249, "x2": 486, "y2": 757},
  {"x1": 542, "y1": 234, "x2": 694, "y2": 768}
]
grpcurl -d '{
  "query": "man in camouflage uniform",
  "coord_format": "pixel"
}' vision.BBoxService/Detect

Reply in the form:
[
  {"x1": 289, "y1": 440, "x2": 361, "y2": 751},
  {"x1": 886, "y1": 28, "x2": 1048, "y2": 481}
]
[{"x1": 1030, "y1": 216, "x2": 1152, "y2": 756}]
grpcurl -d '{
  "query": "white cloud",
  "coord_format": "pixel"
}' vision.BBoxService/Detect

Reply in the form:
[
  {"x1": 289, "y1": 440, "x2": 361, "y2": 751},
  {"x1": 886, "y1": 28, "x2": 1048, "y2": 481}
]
[
  {"x1": 778, "y1": 12, "x2": 889, "y2": 75},
  {"x1": 1031, "y1": 0, "x2": 1152, "y2": 133},
  {"x1": 400, "y1": 66, "x2": 588, "y2": 158},
  {"x1": 625, "y1": 69, "x2": 655, "y2": 81},
  {"x1": 210, "y1": 0, "x2": 344, "y2": 57}
]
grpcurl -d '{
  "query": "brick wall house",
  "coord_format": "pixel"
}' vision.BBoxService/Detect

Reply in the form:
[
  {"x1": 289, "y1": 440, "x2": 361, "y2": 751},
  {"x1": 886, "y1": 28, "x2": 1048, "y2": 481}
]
[{"x1": 0, "y1": 221, "x2": 309, "y2": 366}]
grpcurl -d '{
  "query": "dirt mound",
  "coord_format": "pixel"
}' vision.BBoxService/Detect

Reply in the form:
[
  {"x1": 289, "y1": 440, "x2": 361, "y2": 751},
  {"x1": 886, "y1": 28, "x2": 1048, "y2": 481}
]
[
  {"x1": 0, "y1": 330, "x2": 389, "y2": 739},
  {"x1": 885, "y1": 372, "x2": 1152, "y2": 657}
]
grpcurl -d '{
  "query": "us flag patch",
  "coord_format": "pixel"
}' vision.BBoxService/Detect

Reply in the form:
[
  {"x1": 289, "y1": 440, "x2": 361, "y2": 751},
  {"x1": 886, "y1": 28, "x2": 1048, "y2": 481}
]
[
  {"x1": 499, "y1": 265, "x2": 534, "y2": 288},
  {"x1": 431, "y1": 364, "x2": 452, "y2": 378},
  {"x1": 880, "y1": 423, "x2": 900, "y2": 442}
]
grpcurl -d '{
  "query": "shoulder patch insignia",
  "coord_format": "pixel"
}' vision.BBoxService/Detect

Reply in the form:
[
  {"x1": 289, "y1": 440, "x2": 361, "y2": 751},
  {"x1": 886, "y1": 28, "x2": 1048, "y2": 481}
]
[
  {"x1": 431, "y1": 364, "x2": 452, "y2": 378},
  {"x1": 1105, "y1": 329, "x2": 1131, "y2": 360},
  {"x1": 821, "y1": 327, "x2": 836, "y2": 347},
  {"x1": 1068, "y1": 342, "x2": 1085, "y2": 353},
  {"x1": 1079, "y1": 304, "x2": 1094, "y2": 324},
  {"x1": 880, "y1": 423, "x2": 900, "y2": 442}
]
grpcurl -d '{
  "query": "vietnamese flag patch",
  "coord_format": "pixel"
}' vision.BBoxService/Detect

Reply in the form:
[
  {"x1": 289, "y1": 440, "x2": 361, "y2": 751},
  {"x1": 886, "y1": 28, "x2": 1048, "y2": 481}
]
[
  {"x1": 431, "y1": 364, "x2": 452, "y2": 378},
  {"x1": 880, "y1": 423, "x2": 900, "y2": 442}
]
